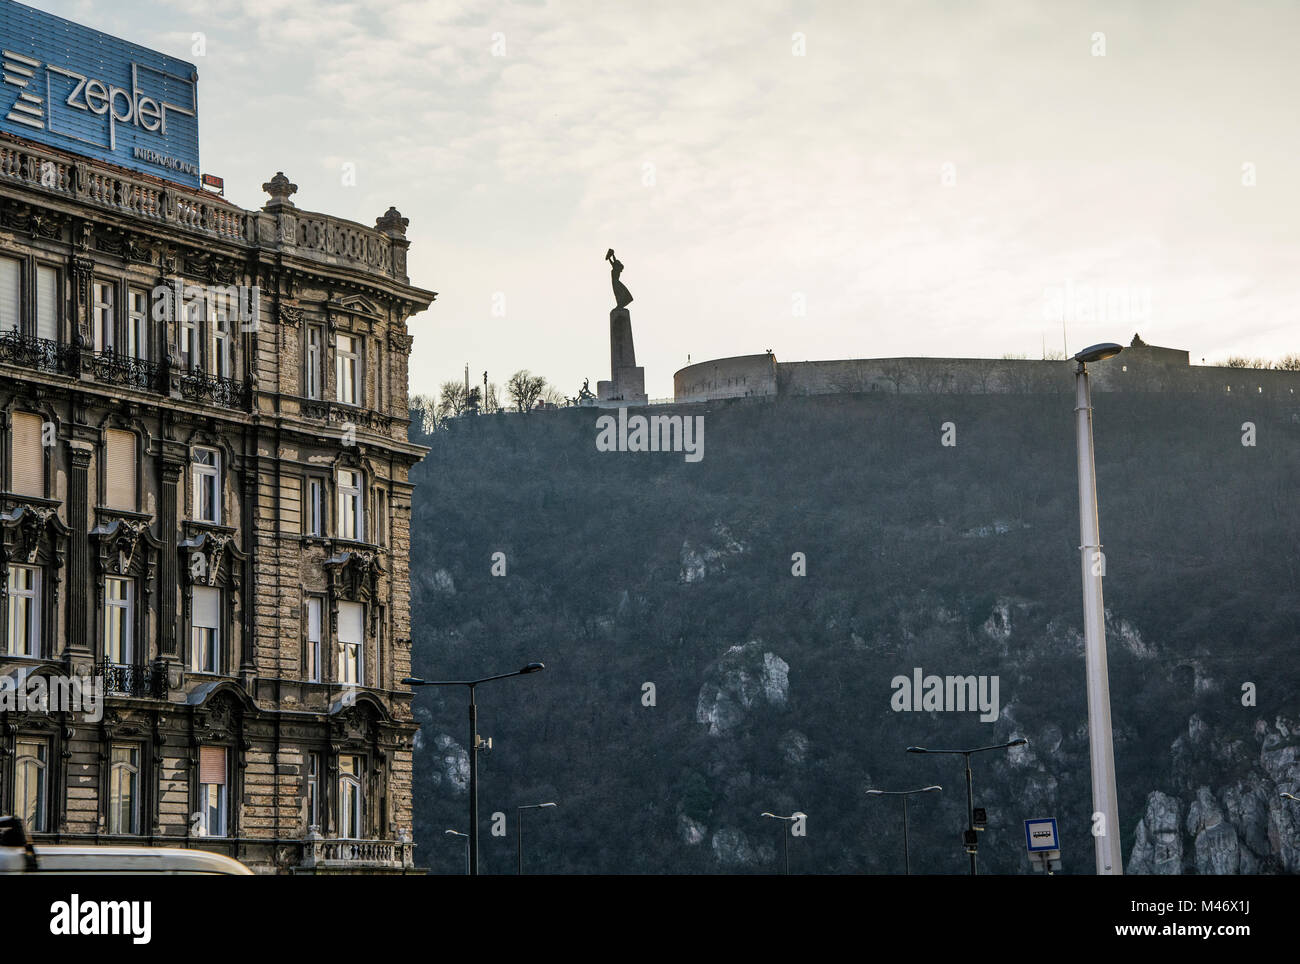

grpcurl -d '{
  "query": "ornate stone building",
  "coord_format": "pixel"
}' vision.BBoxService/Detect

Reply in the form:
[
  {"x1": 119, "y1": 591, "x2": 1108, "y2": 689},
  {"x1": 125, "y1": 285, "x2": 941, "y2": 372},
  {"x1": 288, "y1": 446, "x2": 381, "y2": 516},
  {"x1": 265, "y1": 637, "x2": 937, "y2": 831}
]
[{"x1": 0, "y1": 135, "x2": 433, "y2": 873}]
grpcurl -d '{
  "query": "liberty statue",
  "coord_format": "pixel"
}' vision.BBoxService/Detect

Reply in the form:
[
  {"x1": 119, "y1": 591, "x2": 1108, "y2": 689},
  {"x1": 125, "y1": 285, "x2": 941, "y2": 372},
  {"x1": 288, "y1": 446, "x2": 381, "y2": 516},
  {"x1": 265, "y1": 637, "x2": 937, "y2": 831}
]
[{"x1": 606, "y1": 249, "x2": 633, "y2": 309}]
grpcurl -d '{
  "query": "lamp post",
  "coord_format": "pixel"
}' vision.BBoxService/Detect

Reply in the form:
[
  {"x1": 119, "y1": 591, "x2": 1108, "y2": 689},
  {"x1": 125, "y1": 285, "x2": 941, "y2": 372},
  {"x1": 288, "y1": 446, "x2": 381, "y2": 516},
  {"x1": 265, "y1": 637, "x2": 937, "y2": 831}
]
[
  {"x1": 445, "y1": 829, "x2": 469, "y2": 876},
  {"x1": 907, "y1": 740, "x2": 1027, "y2": 875},
  {"x1": 1074, "y1": 341, "x2": 1125, "y2": 875},
  {"x1": 403, "y1": 663, "x2": 545, "y2": 876},
  {"x1": 516, "y1": 801, "x2": 557, "y2": 875},
  {"x1": 760, "y1": 811, "x2": 805, "y2": 874},
  {"x1": 865, "y1": 786, "x2": 941, "y2": 874}
]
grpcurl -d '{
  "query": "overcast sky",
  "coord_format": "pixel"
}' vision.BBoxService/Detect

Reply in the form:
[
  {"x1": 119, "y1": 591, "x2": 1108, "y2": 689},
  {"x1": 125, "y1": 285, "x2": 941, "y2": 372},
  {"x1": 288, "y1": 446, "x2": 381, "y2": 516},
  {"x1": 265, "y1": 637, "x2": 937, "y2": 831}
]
[{"x1": 31, "y1": 0, "x2": 1300, "y2": 399}]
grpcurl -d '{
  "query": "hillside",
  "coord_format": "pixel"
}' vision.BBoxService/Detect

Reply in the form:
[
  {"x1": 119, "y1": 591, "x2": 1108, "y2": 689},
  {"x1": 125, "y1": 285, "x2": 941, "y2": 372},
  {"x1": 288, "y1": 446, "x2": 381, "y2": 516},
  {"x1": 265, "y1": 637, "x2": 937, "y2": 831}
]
[{"x1": 404, "y1": 389, "x2": 1300, "y2": 874}]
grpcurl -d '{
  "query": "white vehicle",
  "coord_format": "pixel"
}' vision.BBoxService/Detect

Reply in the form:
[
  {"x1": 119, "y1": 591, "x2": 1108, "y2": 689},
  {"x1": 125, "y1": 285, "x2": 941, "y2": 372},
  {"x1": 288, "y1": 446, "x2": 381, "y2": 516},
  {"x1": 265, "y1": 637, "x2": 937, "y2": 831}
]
[{"x1": 0, "y1": 816, "x2": 253, "y2": 875}]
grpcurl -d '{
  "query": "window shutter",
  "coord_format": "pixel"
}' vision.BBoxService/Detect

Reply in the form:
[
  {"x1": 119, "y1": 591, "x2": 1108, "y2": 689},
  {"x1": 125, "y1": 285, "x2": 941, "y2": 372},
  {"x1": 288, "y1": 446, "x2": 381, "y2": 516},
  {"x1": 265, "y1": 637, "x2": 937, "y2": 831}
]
[
  {"x1": 0, "y1": 257, "x2": 19, "y2": 332},
  {"x1": 36, "y1": 267, "x2": 58, "y2": 341},
  {"x1": 10, "y1": 412, "x2": 43, "y2": 496},
  {"x1": 193, "y1": 587, "x2": 219, "y2": 628},
  {"x1": 105, "y1": 429, "x2": 137, "y2": 509},
  {"x1": 338, "y1": 602, "x2": 363, "y2": 644},
  {"x1": 199, "y1": 746, "x2": 226, "y2": 786}
]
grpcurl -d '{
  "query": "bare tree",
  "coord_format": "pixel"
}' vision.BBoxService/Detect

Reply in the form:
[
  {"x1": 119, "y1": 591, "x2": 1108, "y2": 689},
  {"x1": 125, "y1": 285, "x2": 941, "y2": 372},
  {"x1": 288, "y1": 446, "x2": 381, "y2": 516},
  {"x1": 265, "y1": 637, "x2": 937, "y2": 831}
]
[
  {"x1": 483, "y1": 382, "x2": 502, "y2": 413},
  {"x1": 1275, "y1": 354, "x2": 1300, "y2": 371},
  {"x1": 507, "y1": 369, "x2": 547, "y2": 412},
  {"x1": 437, "y1": 380, "x2": 471, "y2": 419},
  {"x1": 409, "y1": 393, "x2": 440, "y2": 433}
]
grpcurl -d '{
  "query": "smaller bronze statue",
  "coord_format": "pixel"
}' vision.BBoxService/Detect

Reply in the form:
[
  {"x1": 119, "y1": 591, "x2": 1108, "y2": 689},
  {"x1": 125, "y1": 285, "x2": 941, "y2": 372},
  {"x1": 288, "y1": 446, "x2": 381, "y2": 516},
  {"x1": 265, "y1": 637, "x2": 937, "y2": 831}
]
[{"x1": 606, "y1": 248, "x2": 633, "y2": 309}]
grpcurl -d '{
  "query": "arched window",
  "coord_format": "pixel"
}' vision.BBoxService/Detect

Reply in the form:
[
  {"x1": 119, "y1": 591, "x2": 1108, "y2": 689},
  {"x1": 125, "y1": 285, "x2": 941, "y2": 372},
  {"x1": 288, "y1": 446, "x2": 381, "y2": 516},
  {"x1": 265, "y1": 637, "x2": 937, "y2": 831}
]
[
  {"x1": 338, "y1": 754, "x2": 363, "y2": 839},
  {"x1": 15, "y1": 738, "x2": 48, "y2": 832},
  {"x1": 108, "y1": 744, "x2": 141, "y2": 835}
]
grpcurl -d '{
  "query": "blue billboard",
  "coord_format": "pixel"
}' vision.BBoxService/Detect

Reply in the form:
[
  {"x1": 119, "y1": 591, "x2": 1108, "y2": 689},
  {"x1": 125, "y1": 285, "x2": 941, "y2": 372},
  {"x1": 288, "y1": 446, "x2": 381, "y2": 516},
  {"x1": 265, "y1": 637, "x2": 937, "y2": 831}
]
[{"x1": 0, "y1": 0, "x2": 199, "y2": 187}]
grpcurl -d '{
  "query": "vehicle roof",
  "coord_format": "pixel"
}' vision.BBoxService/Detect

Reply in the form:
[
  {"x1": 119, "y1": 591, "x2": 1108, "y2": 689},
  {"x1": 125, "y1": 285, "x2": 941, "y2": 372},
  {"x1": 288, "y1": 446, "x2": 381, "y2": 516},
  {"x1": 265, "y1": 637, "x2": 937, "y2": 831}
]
[{"x1": 26, "y1": 844, "x2": 254, "y2": 875}]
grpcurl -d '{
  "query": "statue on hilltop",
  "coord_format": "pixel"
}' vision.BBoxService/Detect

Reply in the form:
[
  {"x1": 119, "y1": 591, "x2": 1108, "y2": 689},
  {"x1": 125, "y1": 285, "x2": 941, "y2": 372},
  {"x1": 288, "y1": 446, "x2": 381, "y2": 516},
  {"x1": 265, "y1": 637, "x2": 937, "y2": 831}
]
[{"x1": 606, "y1": 249, "x2": 633, "y2": 310}]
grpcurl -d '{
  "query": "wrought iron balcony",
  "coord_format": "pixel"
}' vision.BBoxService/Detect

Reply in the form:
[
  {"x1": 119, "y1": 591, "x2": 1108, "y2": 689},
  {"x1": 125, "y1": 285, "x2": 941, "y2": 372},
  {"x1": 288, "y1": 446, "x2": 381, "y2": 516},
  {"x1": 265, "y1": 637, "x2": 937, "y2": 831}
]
[
  {"x1": 0, "y1": 330, "x2": 76, "y2": 376},
  {"x1": 179, "y1": 369, "x2": 248, "y2": 409},
  {"x1": 90, "y1": 349, "x2": 162, "y2": 393},
  {"x1": 98, "y1": 661, "x2": 167, "y2": 699}
]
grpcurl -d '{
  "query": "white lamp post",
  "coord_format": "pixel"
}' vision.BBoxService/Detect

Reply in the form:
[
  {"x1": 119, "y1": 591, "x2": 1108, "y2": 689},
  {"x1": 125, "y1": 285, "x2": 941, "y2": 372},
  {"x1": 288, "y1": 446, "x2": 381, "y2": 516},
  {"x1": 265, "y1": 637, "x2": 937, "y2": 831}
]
[{"x1": 1073, "y1": 342, "x2": 1124, "y2": 875}]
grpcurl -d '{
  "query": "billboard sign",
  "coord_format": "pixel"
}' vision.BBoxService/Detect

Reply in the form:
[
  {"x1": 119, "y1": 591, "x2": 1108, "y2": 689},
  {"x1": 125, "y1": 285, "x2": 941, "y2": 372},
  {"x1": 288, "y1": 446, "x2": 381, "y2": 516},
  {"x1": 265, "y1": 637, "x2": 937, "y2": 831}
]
[{"x1": 0, "y1": 0, "x2": 199, "y2": 187}]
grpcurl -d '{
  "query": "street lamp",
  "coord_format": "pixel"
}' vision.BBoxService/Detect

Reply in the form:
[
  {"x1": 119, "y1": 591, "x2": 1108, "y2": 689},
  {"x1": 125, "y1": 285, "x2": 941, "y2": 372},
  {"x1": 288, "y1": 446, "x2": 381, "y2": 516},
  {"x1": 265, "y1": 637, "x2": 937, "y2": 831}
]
[
  {"x1": 1282, "y1": 793, "x2": 1299, "y2": 802},
  {"x1": 403, "y1": 662, "x2": 545, "y2": 875},
  {"x1": 865, "y1": 785, "x2": 942, "y2": 874},
  {"x1": 516, "y1": 801, "x2": 557, "y2": 875},
  {"x1": 444, "y1": 829, "x2": 469, "y2": 876},
  {"x1": 760, "y1": 811, "x2": 806, "y2": 874},
  {"x1": 907, "y1": 740, "x2": 1027, "y2": 875},
  {"x1": 1074, "y1": 341, "x2": 1124, "y2": 875}
]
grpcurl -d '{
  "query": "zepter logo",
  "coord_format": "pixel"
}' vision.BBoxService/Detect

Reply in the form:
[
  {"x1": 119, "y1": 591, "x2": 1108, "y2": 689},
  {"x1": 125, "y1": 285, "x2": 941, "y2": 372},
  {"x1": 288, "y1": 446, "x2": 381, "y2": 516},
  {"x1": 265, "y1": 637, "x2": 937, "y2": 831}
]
[{"x1": 2, "y1": 48, "x2": 195, "y2": 152}]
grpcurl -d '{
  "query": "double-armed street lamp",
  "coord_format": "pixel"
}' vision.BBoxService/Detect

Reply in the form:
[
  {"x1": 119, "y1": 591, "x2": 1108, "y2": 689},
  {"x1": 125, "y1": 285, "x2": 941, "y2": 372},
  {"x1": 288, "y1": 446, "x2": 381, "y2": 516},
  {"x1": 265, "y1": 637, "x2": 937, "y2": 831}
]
[
  {"x1": 445, "y1": 829, "x2": 469, "y2": 876},
  {"x1": 865, "y1": 785, "x2": 941, "y2": 874},
  {"x1": 1073, "y1": 342, "x2": 1125, "y2": 875},
  {"x1": 516, "y1": 801, "x2": 557, "y2": 875},
  {"x1": 760, "y1": 811, "x2": 806, "y2": 874},
  {"x1": 907, "y1": 740, "x2": 1027, "y2": 875},
  {"x1": 402, "y1": 663, "x2": 545, "y2": 876}
]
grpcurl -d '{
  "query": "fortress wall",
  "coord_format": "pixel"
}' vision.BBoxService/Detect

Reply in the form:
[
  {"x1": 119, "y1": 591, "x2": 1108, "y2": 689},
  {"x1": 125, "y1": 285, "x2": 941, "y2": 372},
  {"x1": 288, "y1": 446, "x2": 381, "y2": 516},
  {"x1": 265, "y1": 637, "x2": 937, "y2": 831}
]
[
  {"x1": 778, "y1": 357, "x2": 1075, "y2": 395},
  {"x1": 676, "y1": 347, "x2": 1300, "y2": 403},
  {"x1": 674, "y1": 353, "x2": 779, "y2": 403}
]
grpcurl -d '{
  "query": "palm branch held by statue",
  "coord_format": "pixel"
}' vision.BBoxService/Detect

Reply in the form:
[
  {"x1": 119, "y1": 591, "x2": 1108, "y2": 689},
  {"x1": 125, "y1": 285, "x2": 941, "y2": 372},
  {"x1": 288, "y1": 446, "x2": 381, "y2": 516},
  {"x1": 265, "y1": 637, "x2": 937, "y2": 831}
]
[{"x1": 606, "y1": 248, "x2": 633, "y2": 309}]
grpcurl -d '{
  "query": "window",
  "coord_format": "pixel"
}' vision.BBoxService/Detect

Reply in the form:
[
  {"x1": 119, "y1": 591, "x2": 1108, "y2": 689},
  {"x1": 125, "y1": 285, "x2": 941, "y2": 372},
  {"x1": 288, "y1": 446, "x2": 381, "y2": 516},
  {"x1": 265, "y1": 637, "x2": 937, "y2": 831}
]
[
  {"x1": 35, "y1": 266, "x2": 58, "y2": 342},
  {"x1": 104, "y1": 429, "x2": 137, "y2": 510},
  {"x1": 104, "y1": 577, "x2": 133, "y2": 665},
  {"x1": 181, "y1": 296, "x2": 202, "y2": 371},
  {"x1": 337, "y1": 469, "x2": 362, "y2": 541},
  {"x1": 6, "y1": 565, "x2": 41, "y2": 657},
  {"x1": 337, "y1": 601, "x2": 363, "y2": 686},
  {"x1": 305, "y1": 596, "x2": 322, "y2": 683},
  {"x1": 15, "y1": 739, "x2": 49, "y2": 833},
  {"x1": 210, "y1": 297, "x2": 231, "y2": 379},
  {"x1": 192, "y1": 447, "x2": 220, "y2": 523},
  {"x1": 10, "y1": 411, "x2": 43, "y2": 497},
  {"x1": 306, "y1": 752, "x2": 320, "y2": 830},
  {"x1": 191, "y1": 586, "x2": 220, "y2": 674},
  {"x1": 108, "y1": 744, "x2": 140, "y2": 835},
  {"x1": 306, "y1": 327, "x2": 323, "y2": 399},
  {"x1": 337, "y1": 754, "x2": 363, "y2": 839},
  {"x1": 126, "y1": 287, "x2": 149, "y2": 360},
  {"x1": 0, "y1": 256, "x2": 19, "y2": 332},
  {"x1": 93, "y1": 282, "x2": 114, "y2": 353},
  {"x1": 304, "y1": 477, "x2": 324, "y2": 537},
  {"x1": 335, "y1": 334, "x2": 359, "y2": 405},
  {"x1": 197, "y1": 746, "x2": 227, "y2": 838},
  {"x1": 374, "y1": 488, "x2": 387, "y2": 547}
]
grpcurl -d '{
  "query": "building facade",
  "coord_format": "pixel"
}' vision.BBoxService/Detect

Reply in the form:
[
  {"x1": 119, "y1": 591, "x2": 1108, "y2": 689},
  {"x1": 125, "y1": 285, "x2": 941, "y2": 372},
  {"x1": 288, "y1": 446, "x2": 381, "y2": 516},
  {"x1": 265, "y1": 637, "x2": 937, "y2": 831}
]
[{"x1": 0, "y1": 134, "x2": 433, "y2": 872}]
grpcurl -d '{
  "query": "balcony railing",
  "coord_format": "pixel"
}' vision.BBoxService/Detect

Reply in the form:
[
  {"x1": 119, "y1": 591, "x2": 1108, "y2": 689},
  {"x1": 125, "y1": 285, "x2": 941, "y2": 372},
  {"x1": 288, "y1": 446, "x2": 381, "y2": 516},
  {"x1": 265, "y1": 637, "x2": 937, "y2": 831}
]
[
  {"x1": 299, "y1": 830, "x2": 414, "y2": 871},
  {"x1": 98, "y1": 661, "x2": 167, "y2": 699},
  {"x1": 178, "y1": 369, "x2": 248, "y2": 409},
  {"x1": 90, "y1": 349, "x2": 162, "y2": 393},
  {"x1": 0, "y1": 330, "x2": 76, "y2": 376}
]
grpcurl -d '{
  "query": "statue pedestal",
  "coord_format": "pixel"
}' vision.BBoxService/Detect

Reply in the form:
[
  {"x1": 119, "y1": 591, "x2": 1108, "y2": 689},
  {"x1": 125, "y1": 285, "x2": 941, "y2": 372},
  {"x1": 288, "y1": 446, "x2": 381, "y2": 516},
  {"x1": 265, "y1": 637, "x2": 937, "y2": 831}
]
[{"x1": 598, "y1": 307, "x2": 647, "y2": 405}]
